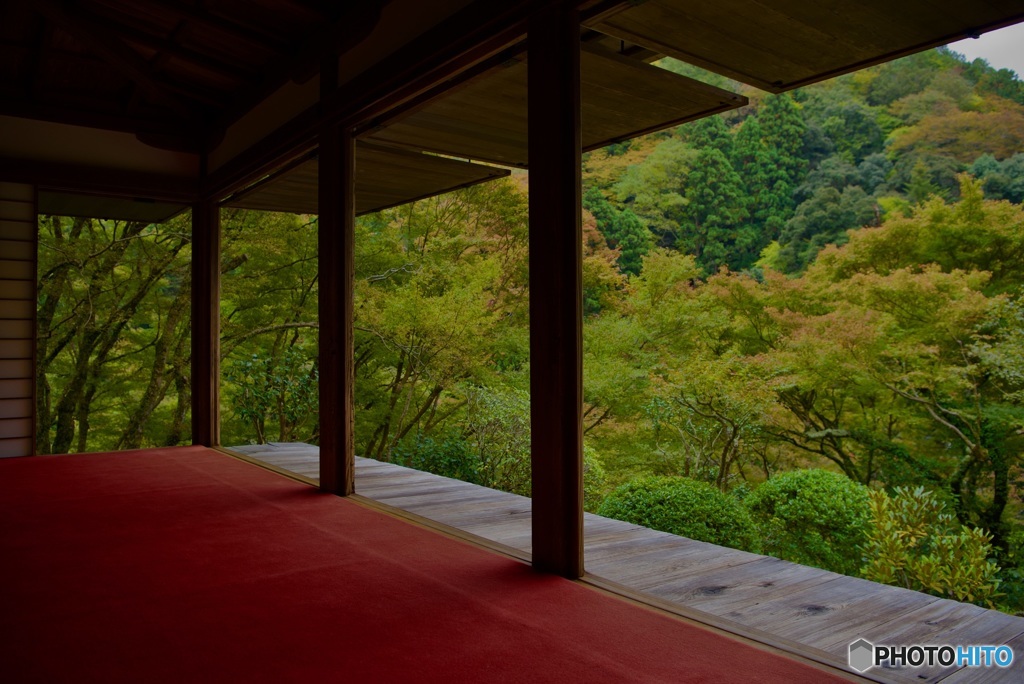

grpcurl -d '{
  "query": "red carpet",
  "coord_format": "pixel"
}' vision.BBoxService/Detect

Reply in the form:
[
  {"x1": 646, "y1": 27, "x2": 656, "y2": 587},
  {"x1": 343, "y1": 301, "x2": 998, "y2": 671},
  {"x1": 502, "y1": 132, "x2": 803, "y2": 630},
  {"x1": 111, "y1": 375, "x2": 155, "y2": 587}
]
[{"x1": 0, "y1": 447, "x2": 843, "y2": 683}]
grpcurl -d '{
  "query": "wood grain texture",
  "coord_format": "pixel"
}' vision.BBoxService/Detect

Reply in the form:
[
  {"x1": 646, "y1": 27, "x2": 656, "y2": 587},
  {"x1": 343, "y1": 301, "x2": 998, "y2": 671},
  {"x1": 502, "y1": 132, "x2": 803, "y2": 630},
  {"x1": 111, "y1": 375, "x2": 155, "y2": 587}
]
[
  {"x1": 233, "y1": 442, "x2": 1024, "y2": 682},
  {"x1": 0, "y1": 182, "x2": 35, "y2": 457},
  {"x1": 0, "y1": 437, "x2": 32, "y2": 458},
  {"x1": 0, "y1": 240, "x2": 35, "y2": 261},
  {"x1": 317, "y1": 91, "x2": 355, "y2": 496},
  {"x1": 0, "y1": 281, "x2": 34, "y2": 302},
  {"x1": 0, "y1": 221, "x2": 35, "y2": 242},
  {"x1": 587, "y1": 0, "x2": 1024, "y2": 92},
  {"x1": 224, "y1": 141, "x2": 509, "y2": 217},
  {"x1": 527, "y1": 4, "x2": 584, "y2": 579},
  {"x1": 0, "y1": 397, "x2": 32, "y2": 419},
  {"x1": 190, "y1": 199, "x2": 220, "y2": 447},
  {"x1": 366, "y1": 42, "x2": 745, "y2": 168}
]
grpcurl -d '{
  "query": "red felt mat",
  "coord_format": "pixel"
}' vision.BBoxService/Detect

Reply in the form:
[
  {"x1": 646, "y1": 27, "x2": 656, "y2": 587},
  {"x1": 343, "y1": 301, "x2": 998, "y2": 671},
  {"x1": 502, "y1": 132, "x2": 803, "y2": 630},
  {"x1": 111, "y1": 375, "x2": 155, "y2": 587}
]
[{"x1": 0, "y1": 447, "x2": 843, "y2": 683}]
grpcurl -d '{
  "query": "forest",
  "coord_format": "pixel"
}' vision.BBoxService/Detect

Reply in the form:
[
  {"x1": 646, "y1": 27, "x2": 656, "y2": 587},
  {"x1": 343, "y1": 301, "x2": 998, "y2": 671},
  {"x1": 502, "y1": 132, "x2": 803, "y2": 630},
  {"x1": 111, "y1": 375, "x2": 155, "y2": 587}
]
[{"x1": 36, "y1": 47, "x2": 1024, "y2": 612}]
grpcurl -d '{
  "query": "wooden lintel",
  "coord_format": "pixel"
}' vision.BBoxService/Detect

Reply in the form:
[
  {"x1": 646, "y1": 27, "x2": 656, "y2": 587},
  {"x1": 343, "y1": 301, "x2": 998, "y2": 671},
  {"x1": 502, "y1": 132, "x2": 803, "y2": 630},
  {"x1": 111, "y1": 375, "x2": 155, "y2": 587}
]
[
  {"x1": 0, "y1": 160, "x2": 199, "y2": 204},
  {"x1": 317, "y1": 58, "x2": 356, "y2": 496},
  {"x1": 528, "y1": 4, "x2": 584, "y2": 579},
  {"x1": 190, "y1": 197, "x2": 220, "y2": 447}
]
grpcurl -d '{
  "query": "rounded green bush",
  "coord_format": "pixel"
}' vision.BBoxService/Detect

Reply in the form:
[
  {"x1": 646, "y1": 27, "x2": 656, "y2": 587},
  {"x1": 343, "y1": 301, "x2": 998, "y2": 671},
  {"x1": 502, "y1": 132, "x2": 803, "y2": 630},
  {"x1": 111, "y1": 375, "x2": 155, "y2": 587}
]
[
  {"x1": 744, "y1": 469, "x2": 870, "y2": 575},
  {"x1": 596, "y1": 476, "x2": 759, "y2": 552}
]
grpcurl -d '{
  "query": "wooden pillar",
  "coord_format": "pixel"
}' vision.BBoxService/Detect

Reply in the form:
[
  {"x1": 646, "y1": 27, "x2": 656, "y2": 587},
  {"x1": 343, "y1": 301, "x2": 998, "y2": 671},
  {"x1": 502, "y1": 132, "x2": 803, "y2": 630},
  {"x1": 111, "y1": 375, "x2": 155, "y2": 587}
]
[
  {"x1": 528, "y1": 4, "x2": 584, "y2": 577},
  {"x1": 318, "y1": 56, "x2": 356, "y2": 495},
  {"x1": 191, "y1": 198, "x2": 220, "y2": 447},
  {"x1": 0, "y1": 182, "x2": 37, "y2": 458}
]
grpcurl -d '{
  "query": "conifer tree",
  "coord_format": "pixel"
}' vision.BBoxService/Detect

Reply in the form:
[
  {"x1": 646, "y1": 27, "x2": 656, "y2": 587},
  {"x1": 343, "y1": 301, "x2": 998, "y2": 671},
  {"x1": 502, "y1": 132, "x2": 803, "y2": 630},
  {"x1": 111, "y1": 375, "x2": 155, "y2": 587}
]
[
  {"x1": 582, "y1": 186, "x2": 652, "y2": 276},
  {"x1": 732, "y1": 115, "x2": 793, "y2": 246},
  {"x1": 759, "y1": 93, "x2": 807, "y2": 189},
  {"x1": 678, "y1": 147, "x2": 752, "y2": 272}
]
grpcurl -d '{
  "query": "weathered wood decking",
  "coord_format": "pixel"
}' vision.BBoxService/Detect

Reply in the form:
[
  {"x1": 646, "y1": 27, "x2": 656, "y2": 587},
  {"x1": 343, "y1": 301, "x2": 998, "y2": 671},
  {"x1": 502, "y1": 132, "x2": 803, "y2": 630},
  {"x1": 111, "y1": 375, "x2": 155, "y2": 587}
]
[{"x1": 230, "y1": 442, "x2": 1024, "y2": 683}]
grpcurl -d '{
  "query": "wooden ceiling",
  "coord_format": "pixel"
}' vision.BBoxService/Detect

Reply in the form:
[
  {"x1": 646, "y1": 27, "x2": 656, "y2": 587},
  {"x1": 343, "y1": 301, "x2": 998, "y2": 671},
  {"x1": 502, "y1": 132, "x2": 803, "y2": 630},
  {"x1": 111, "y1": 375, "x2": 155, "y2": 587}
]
[
  {"x1": 0, "y1": 0, "x2": 392, "y2": 150},
  {"x1": 365, "y1": 42, "x2": 745, "y2": 169},
  {"x1": 585, "y1": 0, "x2": 1024, "y2": 92},
  {"x1": 3, "y1": 0, "x2": 1024, "y2": 220},
  {"x1": 225, "y1": 141, "x2": 510, "y2": 216}
]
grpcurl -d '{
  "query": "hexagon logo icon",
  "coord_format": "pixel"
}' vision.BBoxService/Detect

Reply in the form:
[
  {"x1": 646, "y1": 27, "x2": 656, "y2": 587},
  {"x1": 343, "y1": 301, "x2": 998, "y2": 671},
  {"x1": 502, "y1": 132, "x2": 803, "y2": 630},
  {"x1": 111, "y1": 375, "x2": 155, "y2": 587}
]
[{"x1": 849, "y1": 638, "x2": 875, "y2": 673}]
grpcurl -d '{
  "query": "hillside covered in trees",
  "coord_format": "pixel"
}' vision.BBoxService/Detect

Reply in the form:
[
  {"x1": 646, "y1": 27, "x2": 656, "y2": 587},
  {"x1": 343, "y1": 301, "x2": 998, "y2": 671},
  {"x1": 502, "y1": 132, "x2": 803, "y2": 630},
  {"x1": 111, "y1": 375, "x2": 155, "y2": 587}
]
[{"x1": 36, "y1": 47, "x2": 1024, "y2": 612}]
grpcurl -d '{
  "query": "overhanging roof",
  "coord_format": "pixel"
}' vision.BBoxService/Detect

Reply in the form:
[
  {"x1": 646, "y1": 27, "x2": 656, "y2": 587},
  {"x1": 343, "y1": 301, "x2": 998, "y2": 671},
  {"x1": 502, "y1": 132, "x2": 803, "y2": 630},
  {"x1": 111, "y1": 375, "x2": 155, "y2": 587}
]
[
  {"x1": 224, "y1": 141, "x2": 509, "y2": 216},
  {"x1": 38, "y1": 190, "x2": 187, "y2": 223},
  {"x1": 585, "y1": 0, "x2": 1024, "y2": 92},
  {"x1": 2, "y1": 0, "x2": 1023, "y2": 217},
  {"x1": 365, "y1": 42, "x2": 746, "y2": 168}
]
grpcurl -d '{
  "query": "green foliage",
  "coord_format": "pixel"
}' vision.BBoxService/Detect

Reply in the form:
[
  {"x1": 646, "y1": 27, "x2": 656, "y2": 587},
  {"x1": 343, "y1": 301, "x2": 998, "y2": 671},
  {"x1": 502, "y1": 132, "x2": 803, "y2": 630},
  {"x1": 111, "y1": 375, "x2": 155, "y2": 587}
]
[
  {"x1": 36, "y1": 214, "x2": 193, "y2": 454},
  {"x1": 681, "y1": 114, "x2": 733, "y2": 157},
  {"x1": 583, "y1": 445, "x2": 608, "y2": 513},
  {"x1": 220, "y1": 209, "x2": 320, "y2": 446},
  {"x1": 655, "y1": 57, "x2": 739, "y2": 92},
  {"x1": 906, "y1": 159, "x2": 944, "y2": 203},
  {"x1": 582, "y1": 186, "x2": 652, "y2": 275},
  {"x1": 676, "y1": 147, "x2": 752, "y2": 272},
  {"x1": 614, "y1": 137, "x2": 696, "y2": 248},
  {"x1": 223, "y1": 346, "x2": 318, "y2": 445},
  {"x1": 744, "y1": 470, "x2": 871, "y2": 575},
  {"x1": 861, "y1": 487, "x2": 1002, "y2": 607},
  {"x1": 759, "y1": 93, "x2": 807, "y2": 187},
  {"x1": 866, "y1": 51, "x2": 945, "y2": 106},
  {"x1": 972, "y1": 153, "x2": 1024, "y2": 203},
  {"x1": 598, "y1": 476, "x2": 759, "y2": 552},
  {"x1": 731, "y1": 115, "x2": 794, "y2": 246},
  {"x1": 464, "y1": 385, "x2": 532, "y2": 497},
  {"x1": 393, "y1": 432, "x2": 481, "y2": 484},
  {"x1": 812, "y1": 175, "x2": 1024, "y2": 293},
  {"x1": 777, "y1": 185, "x2": 877, "y2": 271}
]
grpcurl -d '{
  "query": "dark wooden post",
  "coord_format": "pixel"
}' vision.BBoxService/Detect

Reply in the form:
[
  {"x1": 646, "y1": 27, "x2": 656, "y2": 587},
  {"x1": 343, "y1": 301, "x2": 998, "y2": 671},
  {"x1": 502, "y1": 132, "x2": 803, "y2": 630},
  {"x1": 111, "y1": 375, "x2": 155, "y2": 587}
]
[
  {"x1": 528, "y1": 3, "x2": 584, "y2": 577},
  {"x1": 191, "y1": 198, "x2": 220, "y2": 447},
  {"x1": 318, "y1": 56, "x2": 356, "y2": 495}
]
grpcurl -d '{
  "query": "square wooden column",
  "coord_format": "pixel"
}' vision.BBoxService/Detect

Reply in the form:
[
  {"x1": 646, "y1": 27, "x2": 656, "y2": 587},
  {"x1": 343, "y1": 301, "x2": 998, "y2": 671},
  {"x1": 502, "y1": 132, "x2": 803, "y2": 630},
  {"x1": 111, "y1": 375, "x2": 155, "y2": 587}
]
[
  {"x1": 318, "y1": 57, "x2": 356, "y2": 495},
  {"x1": 191, "y1": 198, "x2": 220, "y2": 447},
  {"x1": 528, "y1": 4, "x2": 584, "y2": 577}
]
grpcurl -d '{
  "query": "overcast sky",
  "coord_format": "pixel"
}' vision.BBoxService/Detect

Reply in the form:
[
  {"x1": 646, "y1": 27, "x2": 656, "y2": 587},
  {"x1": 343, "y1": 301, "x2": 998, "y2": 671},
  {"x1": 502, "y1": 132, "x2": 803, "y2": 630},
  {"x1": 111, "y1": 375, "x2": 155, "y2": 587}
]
[{"x1": 946, "y1": 22, "x2": 1024, "y2": 78}]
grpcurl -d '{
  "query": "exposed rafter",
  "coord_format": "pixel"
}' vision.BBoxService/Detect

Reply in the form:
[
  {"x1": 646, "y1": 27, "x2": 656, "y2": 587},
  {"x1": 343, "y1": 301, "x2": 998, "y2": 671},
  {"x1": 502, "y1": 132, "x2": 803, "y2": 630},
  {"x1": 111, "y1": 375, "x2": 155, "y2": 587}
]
[
  {"x1": 86, "y1": 9, "x2": 262, "y2": 83},
  {"x1": 153, "y1": 0, "x2": 290, "y2": 53},
  {"x1": 31, "y1": 0, "x2": 199, "y2": 121}
]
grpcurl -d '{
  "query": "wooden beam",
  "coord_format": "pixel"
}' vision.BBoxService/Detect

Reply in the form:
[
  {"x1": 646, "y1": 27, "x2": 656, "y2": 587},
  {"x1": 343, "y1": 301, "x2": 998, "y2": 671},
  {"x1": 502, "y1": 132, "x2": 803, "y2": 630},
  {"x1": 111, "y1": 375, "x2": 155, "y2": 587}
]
[
  {"x1": 0, "y1": 160, "x2": 199, "y2": 204},
  {"x1": 153, "y1": 0, "x2": 291, "y2": 53},
  {"x1": 96, "y1": 17, "x2": 261, "y2": 82},
  {"x1": 317, "y1": 58, "x2": 355, "y2": 496},
  {"x1": 190, "y1": 198, "x2": 220, "y2": 447},
  {"x1": 528, "y1": 3, "x2": 584, "y2": 578},
  {"x1": 32, "y1": 0, "x2": 199, "y2": 120},
  {"x1": 288, "y1": 2, "x2": 386, "y2": 84},
  {"x1": 204, "y1": 0, "x2": 547, "y2": 199}
]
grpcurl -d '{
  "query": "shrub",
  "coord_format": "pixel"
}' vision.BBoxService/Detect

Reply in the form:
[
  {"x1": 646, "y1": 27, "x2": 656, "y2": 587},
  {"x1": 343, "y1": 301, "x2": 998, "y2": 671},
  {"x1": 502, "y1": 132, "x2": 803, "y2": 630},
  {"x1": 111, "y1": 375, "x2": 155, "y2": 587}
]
[
  {"x1": 861, "y1": 486, "x2": 1001, "y2": 607},
  {"x1": 744, "y1": 469, "x2": 870, "y2": 574},
  {"x1": 394, "y1": 433, "x2": 481, "y2": 484},
  {"x1": 597, "y1": 476, "x2": 759, "y2": 551},
  {"x1": 583, "y1": 445, "x2": 608, "y2": 513},
  {"x1": 466, "y1": 386, "x2": 532, "y2": 496}
]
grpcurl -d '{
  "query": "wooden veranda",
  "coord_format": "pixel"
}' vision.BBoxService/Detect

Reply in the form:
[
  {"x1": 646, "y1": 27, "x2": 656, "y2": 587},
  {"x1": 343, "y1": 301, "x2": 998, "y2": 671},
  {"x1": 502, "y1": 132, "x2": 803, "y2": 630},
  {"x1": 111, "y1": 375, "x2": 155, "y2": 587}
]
[{"x1": 233, "y1": 442, "x2": 1024, "y2": 683}]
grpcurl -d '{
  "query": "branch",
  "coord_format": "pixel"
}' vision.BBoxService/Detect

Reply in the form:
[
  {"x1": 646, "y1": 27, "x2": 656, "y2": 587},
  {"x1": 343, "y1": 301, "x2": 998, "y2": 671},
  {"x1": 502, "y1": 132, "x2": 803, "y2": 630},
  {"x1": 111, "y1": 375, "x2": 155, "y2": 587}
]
[{"x1": 885, "y1": 384, "x2": 976, "y2": 451}]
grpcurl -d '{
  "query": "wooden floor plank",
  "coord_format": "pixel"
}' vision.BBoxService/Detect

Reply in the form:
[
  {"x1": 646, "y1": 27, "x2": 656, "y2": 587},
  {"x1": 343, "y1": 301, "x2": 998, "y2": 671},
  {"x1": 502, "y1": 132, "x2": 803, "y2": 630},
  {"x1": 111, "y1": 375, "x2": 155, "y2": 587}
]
[{"x1": 230, "y1": 442, "x2": 1024, "y2": 683}]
